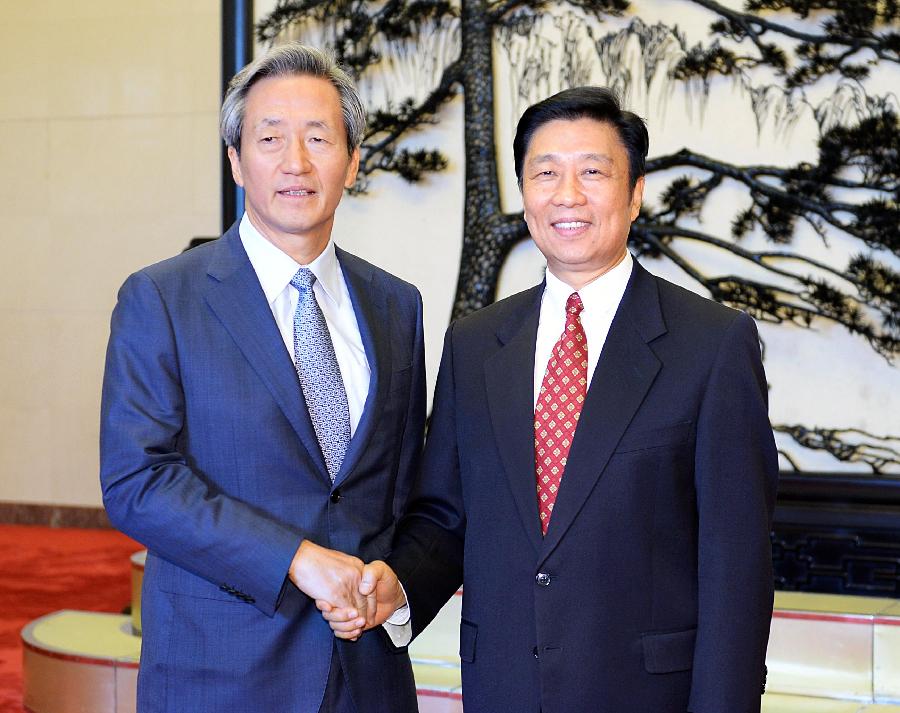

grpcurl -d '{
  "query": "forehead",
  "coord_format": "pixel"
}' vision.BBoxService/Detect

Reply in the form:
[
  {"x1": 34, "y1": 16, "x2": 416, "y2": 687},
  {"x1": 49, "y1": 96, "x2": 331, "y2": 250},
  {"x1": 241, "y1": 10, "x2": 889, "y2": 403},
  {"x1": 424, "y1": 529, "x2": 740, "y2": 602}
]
[
  {"x1": 244, "y1": 73, "x2": 343, "y2": 123},
  {"x1": 525, "y1": 117, "x2": 627, "y2": 162}
]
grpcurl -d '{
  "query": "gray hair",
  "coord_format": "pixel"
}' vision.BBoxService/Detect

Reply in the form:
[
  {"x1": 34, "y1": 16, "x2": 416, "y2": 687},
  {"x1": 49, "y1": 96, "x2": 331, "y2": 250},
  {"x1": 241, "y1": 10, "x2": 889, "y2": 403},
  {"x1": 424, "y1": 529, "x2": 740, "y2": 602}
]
[{"x1": 220, "y1": 42, "x2": 366, "y2": 155}]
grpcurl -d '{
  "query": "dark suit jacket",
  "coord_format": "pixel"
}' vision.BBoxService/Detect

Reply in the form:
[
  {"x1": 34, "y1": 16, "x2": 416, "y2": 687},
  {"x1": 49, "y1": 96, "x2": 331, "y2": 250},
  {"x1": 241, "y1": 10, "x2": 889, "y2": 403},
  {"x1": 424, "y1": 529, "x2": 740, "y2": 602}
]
[
  {"x1": 389, "y1": 259, "x2": 778, "y2": 713},
  {"x1": 100, "y1": 223, "x2": 424, "y2": 713}
]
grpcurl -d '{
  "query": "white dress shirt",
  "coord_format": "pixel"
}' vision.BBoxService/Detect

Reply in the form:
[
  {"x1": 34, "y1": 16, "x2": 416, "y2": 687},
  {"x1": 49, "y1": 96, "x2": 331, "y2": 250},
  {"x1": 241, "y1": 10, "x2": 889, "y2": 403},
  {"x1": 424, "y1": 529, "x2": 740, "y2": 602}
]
[
  {"x1": 534, "y1": 252, "x2": 633, "y2": 405},
  {"x1": 239, "y1": 214, "x2": 370, "y2": 434},
  {"x1": 239, "y1": 214, "x2": 411, "y2": 641}
]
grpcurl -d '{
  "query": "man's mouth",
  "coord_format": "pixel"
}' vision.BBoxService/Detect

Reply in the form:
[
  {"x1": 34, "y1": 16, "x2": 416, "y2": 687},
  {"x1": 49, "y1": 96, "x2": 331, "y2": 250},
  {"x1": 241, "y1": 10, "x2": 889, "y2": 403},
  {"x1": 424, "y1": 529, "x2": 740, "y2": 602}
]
[
  {"x1": 553, "y1": 221, "x2": 589, "y2": 230},
  {"x1": 279, "y1": 188, "x2": 315, "y2": 196}
]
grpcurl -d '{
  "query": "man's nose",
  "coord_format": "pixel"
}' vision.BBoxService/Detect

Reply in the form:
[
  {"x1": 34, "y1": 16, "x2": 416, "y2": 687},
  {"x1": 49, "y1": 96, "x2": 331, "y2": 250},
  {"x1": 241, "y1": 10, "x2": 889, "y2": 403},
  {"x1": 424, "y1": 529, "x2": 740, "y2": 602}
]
[
  {"x1": 281, "y1": 139, "x2": 312, "y2": 174},
  {"x1": 552, "y1": 172, "x2": 586, "y2": 206}
]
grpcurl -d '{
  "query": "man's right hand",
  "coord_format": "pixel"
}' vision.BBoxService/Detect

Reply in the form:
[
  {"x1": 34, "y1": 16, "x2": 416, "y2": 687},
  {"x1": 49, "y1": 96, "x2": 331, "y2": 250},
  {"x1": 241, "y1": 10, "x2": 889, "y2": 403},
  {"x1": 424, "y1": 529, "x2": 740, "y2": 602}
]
[
  {"x1": 317, "y1": 560, "x2": 407, "y2": 640},
  {"x1": 288, "y1": 540, "x2": 368, "y2": 629}
]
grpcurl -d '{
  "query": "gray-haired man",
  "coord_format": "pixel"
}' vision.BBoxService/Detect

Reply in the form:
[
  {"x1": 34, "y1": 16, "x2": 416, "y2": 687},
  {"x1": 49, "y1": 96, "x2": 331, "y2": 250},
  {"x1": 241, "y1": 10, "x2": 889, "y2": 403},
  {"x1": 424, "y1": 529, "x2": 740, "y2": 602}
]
[{"x1": 101, "y1": 42, "x2": 422, "y2": 713}]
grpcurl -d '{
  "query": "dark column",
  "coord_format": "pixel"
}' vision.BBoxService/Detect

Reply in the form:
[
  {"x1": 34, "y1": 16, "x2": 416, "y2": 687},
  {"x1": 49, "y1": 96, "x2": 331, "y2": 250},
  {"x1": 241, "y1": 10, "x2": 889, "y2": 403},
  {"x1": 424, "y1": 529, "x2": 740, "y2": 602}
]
[{"x1": 221, "y1": 0, "x2": 254, "y2": 232}]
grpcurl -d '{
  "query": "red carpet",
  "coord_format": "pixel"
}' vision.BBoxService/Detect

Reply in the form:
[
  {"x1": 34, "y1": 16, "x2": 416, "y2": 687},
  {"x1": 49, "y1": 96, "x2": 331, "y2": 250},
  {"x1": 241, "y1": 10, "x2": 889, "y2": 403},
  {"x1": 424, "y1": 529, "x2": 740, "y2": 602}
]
[{"x1": 0, "y1": 524, "x2": 141, "y2": 713}]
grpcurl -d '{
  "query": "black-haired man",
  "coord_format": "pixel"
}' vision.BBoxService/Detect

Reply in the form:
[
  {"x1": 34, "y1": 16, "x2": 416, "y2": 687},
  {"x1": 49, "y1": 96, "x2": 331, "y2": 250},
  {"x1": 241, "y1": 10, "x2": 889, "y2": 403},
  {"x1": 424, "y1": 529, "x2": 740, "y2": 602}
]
[{"x1": 328, "y1": 86, "x2": 778, "y2": 713}]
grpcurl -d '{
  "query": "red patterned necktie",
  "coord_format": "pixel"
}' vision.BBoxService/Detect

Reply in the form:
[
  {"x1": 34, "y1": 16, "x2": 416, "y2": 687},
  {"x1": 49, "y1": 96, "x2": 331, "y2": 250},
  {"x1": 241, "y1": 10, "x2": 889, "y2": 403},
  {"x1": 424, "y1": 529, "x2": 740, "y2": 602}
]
[{"x1": 534, "y1": 292, "x2": 587, "y2": 535}]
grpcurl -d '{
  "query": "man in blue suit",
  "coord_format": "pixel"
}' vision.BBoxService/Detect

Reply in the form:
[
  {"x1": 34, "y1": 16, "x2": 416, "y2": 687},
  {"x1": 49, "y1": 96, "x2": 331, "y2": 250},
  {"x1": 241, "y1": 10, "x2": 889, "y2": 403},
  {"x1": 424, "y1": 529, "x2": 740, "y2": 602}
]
[
  {"x1": 100, "y1": 43, "x2": 422, "y2": 713},
  {"x1": 327, "y1": 88, "x2": 779, "y2": 712}
]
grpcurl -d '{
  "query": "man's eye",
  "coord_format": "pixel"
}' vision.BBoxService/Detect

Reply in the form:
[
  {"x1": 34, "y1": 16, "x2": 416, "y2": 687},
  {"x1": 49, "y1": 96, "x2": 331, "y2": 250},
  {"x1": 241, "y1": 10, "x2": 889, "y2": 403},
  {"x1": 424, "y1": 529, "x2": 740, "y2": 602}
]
[{"x1": 260, "y1": 136, "x2": 277, "y2": 143}]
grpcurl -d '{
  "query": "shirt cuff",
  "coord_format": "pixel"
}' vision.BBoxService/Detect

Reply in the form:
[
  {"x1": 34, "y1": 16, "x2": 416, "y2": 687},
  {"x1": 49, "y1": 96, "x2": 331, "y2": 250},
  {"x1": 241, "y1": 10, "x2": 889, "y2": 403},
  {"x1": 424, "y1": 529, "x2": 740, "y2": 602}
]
[
  {"x1": 382, "y1": 616, "x2": 412, "y2": 647},
  {"x1": 386, "y1": 602, "x2": 410, "y2": 626},
  {"x1": 381, "y1": 582, "x2": 412, "y2": 647}
]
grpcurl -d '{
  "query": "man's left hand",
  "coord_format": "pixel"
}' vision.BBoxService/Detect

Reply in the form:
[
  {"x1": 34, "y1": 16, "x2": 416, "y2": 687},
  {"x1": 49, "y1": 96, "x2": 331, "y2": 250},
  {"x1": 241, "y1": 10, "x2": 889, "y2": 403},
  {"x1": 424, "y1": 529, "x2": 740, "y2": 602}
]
[{"x1": 317, "y1": 560, "x2": 406, "y2": 640}]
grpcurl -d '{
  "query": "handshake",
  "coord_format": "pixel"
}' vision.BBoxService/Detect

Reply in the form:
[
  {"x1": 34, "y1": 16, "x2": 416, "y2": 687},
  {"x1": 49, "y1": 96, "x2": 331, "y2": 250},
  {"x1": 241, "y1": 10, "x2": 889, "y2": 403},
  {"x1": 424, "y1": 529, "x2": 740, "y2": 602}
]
[{"x1": 288, "y1": 540, "x2": 407, "y2": 641}]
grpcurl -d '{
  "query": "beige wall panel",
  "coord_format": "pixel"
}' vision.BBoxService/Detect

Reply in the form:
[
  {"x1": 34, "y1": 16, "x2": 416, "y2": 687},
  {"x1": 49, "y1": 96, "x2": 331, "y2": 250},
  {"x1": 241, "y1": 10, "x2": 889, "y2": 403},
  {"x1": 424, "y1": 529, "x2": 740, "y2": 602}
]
[
  {"x1": 0, "y1": 1, "x2": 220, "y2": 507},
  {"x1": 49, "y1": 115, "x2": 196, "y2": 219},
  {"x1": 0, "y1": 21, "x2": 51, "y2": 120},
  {"x1": 44, "y1": 12, "x2": 218, "y2": 119},
  {"x1": 191, "y1": 113, "x2": 223, "y2": 220},
  {"x1": 0, "y1": 312, "x2": 109, "y2": 504},
  {"x1": 0, "y1": 214, "x2": 53, "y2": 313},
  {"x1": 0, "y1": 120, "x2": 50, "y2": 215},
  {"x1": 23, "y1": 0, "x2": 216, "y2": 22},
  {"x1": 46, "y1": 114, "x2": 220, "y2": 284},
  {"x1": 3, "y1": 3, "x2": 218, "y2": 121}
]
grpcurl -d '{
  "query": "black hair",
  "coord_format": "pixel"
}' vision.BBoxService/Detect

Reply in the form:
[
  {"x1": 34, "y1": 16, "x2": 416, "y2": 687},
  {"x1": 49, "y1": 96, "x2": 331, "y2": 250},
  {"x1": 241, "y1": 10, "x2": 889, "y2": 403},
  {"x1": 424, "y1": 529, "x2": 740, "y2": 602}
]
[{"x1": 513, "y1": 87, "x2": 649, "y2": 190}]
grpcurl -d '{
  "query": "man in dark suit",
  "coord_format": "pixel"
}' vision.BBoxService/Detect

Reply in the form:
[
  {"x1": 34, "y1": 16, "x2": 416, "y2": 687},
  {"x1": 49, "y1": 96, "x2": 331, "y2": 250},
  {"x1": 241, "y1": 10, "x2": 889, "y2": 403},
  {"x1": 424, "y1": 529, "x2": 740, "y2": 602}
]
[
  {"x1": 326, "y1": 87, "x2": 779, "y2": 712},
  {"x1": 100, "y1": 43, "x2": 422, "y2": 713}
]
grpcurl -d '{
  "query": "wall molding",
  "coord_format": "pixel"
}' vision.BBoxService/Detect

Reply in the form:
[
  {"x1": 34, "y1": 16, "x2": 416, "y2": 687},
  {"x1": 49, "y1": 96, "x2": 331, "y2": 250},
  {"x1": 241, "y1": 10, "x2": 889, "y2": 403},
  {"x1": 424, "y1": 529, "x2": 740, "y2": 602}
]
[
  {"x1": 0, "y1": 502, "x2": 111, "y2": 529},
  {"x1": 773, "y1": 474, "x2": 900, "y2": 596}
]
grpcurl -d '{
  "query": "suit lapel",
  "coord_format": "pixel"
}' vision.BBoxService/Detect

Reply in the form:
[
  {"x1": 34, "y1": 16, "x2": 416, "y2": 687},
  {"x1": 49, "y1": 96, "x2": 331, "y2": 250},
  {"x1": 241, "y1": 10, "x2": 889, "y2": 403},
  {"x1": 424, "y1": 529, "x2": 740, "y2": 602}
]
[
  {"x1": 203, "y1": 225, "x2": 330, "y2": 481},
  {"x1": 484, "y1": 285, "x2": 545, "y2": 556},
  {"x1": 538, "y1": 261, "x2": 665, "y2": 566},
  {"x1": 332, "y1": 247, "x2": 390, "y2": 488}
]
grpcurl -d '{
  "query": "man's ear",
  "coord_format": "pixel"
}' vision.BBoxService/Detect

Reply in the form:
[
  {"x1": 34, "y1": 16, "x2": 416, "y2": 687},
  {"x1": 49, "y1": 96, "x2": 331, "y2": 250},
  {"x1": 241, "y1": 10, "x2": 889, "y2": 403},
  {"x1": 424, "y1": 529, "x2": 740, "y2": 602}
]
[
  {"x1": 227, "y1": 145, "x2": 244, "y2": 188},
  {"x1": 344, "y1": 146, "x2": 360, "y2": 189},
  {"x1": 630, "y1": 175, "x2": 645, "y2": 222}
]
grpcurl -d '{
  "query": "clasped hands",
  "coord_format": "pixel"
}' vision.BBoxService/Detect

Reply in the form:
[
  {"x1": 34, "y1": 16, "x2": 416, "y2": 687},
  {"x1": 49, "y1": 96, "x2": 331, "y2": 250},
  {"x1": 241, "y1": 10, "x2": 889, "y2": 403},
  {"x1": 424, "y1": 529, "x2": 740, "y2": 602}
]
[{"x1": 289, "y1": 540, "x2": 406, "y2": 640}]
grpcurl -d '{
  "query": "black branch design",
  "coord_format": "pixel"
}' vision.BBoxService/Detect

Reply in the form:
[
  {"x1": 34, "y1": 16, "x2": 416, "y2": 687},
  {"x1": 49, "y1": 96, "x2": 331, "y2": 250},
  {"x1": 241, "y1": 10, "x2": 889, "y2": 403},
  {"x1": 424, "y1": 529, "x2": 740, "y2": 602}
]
[
  {"x1": 637, "y1": 137, "x2": 899, "y2": 359},
  {"x1": 680, "y1": 0, "x2": 899, "y2": 89},
  {"x1": 258, "y1": 0, "x2": 900, "y2": 473},
  {"x1": 773, "y1": 425, "x2": 900, "y2": 474}
]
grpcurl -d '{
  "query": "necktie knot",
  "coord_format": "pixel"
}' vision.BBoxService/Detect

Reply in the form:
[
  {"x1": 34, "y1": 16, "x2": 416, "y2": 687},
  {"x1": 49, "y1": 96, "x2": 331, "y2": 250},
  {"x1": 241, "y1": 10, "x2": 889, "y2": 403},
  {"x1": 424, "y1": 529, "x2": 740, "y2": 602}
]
[
  {"x1": 291, "y1": 267, "x2": 316, "y2": 292},
  {"x1": 566, "y1": 292, "x2": 584, "y2": 317}
]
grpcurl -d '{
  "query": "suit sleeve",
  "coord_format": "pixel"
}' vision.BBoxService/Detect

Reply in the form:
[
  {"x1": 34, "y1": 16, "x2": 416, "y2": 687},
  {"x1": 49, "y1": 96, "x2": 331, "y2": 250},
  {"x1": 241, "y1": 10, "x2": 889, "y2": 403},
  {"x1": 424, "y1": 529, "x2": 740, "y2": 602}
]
[
  {"x1": 688, "y1": 311, "x2": 779, "y2": 713},
  {"x1": 392, "y1": 289, "x2": 427, "y2": 523},
  {"x1": 381, "y1": 288, "x2": 426, "y2": 647},
  {"x1": 388, "y1": 322, "x2": 466, "y2": 639},
  {"x1": 99, "y1": 271, "x2": 303, "y2": 618}
]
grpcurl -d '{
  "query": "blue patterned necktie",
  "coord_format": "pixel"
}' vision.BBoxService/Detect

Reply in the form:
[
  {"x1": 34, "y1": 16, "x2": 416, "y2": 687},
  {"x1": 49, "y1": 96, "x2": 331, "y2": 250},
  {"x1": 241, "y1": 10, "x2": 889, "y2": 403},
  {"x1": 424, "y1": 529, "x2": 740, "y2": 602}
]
[{"x1": 290, "y1": 268, "x2": 351, "y2": 481}]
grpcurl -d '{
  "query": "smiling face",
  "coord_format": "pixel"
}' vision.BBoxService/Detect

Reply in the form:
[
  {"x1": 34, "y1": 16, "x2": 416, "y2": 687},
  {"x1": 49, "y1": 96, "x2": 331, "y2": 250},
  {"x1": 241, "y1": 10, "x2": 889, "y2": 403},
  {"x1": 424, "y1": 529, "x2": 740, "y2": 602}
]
[
  {"x1": 227, "y1": 74, "x2": 359, "y2": 263},
  {"x1": 522, "y1": 117, "x2": 644, "y2": 289}
]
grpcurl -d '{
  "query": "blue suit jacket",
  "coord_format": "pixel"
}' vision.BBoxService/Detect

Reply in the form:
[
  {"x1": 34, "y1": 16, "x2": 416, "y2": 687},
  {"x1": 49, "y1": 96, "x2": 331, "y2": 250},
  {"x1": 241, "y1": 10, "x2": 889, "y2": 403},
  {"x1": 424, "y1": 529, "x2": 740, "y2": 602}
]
[
  {"x1": 100, "y1": 223, "x2": 424, "y2": 713},
  {"x1": 389, "y1": 259, "x2": 778, "y2": 713}
]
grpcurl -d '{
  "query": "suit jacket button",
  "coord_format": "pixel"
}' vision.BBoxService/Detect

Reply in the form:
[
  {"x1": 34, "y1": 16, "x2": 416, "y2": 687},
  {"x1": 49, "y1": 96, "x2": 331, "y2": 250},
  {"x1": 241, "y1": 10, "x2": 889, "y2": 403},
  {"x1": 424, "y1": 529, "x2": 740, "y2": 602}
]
[
  {"x1": 535, "y1": 572, "x2": 551, "y2": 586},
  {"x1": 330, "y1": 489, "x2": 342, "y2": 503},
  {"x1": 532, "y1": 646, "x2": 539, "y2": 659}
]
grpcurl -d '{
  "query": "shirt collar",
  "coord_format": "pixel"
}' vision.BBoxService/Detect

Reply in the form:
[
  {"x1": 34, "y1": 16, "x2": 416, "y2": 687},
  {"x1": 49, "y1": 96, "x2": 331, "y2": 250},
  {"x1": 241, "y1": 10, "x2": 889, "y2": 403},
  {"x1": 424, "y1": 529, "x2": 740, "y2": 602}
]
[
  {"x1": 544, "y1": 251, "x2": 633, "y2": 316},
  {"x1": 239, "y1": 213, "x2": 343, "y2": 307}
]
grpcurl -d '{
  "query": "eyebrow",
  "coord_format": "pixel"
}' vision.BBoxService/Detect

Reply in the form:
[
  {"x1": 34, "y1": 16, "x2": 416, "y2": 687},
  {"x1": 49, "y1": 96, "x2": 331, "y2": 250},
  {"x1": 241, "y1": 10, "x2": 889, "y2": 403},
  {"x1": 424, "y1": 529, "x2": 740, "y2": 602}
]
[
  {"x1": 529, "y1": 152, "x2": 614, "y2": 165},
  {"x1": 254, "y1": 117, "x2": 282, "y2": 129},
  {"x1": 252, "y1": 118, "x2": 333, "y2": 130}
]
